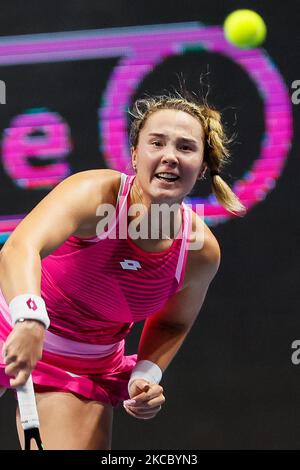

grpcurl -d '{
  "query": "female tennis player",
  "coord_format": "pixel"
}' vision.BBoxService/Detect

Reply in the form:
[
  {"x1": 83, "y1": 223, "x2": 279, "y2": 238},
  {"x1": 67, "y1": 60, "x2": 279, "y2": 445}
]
[{"x1": 0, "y1": 93, "x2": 245, "y2": 449}]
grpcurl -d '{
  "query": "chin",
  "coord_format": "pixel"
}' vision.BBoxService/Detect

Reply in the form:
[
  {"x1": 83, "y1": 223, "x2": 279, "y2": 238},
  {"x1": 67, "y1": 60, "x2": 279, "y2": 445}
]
[{"x1": 150, "y1": 189, "x2": 184, "y2": 205}]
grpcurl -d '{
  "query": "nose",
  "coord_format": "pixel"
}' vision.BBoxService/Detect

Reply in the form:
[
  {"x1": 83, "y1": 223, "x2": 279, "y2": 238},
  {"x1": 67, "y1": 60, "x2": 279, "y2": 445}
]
[{"x1": 161, "y1": 145, "x2": 179, "y2": 165}]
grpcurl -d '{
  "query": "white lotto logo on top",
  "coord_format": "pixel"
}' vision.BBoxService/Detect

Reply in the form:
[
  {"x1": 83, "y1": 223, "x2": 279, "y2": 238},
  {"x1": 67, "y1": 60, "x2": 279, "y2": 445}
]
[{"x1": 120, "y1": 260, "x2": 142, "y2": 271}]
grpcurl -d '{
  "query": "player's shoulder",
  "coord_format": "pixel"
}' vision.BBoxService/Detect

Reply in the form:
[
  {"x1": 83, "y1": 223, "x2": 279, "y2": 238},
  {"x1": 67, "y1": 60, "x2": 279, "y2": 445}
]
[
  {"x1": 65, "y1": 168, "x2": 122, "y2": 188},
  {"x1": 62, "y1": 169, "x2": 123, "y2": 204}
]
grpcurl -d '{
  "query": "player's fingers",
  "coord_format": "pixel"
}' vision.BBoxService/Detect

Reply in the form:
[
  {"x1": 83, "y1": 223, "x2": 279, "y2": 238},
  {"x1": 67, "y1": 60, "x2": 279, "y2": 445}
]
[
  {"x1": 133, "y1": 405, "x2": 162, "y2": 415},
  {"x1": 126, "y1": 395, "x2": 165, "y2": 410},
  {"x1": 124, "y1": 404, "x2": 161, "y2": 419},
  {"x1": 5, "y1": 362, "x2": 19, "y2": 376},
  {"x1": 10, "y1": 369, "x2": 30, "y2": 388},
  {"x1": 123, "y1": 403, "x2": 137, "y2": 418},
  {"x1": 132, "y1": 384, "x2": 164, "y2": 403},
  {"x1": 2, "y1": 351, "x2": 17, "y2": 365},
  {"x1": 5, "y1": 358, "x2": 28, "y2": 376},
  {"x1": 145, "y1": 396, "x2": 165, "y2": 408}
]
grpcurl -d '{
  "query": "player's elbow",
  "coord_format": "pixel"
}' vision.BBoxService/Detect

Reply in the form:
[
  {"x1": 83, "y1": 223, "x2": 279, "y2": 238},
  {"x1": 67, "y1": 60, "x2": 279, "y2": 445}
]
[
  {"x1": 210, "y1": 245, "x2": 221, "y2": 278},
  {"x1": 199, "y1": 236, "x2": 221, "y2": 281}
]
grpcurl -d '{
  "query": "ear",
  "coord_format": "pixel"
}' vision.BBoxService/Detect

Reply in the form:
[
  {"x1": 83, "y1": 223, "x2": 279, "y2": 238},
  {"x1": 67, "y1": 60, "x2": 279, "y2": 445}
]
[
  {"x1": 197, "y1": 163, "x2": 208, "y2": 180},
  {"x1": 131, "y1": 146, "x2": 137, "y2": 170}
]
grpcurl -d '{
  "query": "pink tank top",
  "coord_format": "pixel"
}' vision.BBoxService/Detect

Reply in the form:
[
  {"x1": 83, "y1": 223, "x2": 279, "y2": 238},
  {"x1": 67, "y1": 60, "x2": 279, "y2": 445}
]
[{"x1": 40, "y1": 173, "x2": 192, "y2": 344}]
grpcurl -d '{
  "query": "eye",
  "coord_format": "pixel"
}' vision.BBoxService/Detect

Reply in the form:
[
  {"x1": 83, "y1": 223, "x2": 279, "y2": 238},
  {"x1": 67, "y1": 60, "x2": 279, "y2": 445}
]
[
  {"x1": 151, "y1": 141, "x2": 163, "y2": 147},
  {"x1": 180, "y1": 145, "x2": 192, "y2": 151}
]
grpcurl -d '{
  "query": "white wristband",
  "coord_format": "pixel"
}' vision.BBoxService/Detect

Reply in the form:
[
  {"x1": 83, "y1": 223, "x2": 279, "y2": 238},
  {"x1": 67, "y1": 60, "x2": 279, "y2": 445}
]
[
  {"x1": 128, "y1": 360, "x2": 162, "y2": 394},
  {"x1": 9, "y1": 294, "x2": 50, "y2": 329}
]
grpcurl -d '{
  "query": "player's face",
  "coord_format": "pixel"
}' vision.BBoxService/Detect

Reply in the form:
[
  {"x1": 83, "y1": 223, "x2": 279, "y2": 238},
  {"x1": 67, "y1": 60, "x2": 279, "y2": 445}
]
[{"x1": 131, "y1": 109, "x2": 206, "y2": 203}]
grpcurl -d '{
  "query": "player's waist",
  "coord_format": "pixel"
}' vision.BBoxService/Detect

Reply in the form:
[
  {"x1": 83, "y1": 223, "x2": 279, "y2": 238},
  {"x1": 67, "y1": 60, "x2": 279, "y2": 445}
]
[{"x1": 43, "y1": 330, "x2": 123, "y2": 358}]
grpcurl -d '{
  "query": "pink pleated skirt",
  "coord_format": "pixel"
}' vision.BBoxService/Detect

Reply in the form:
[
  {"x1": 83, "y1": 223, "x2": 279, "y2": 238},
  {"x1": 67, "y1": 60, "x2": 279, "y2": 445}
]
[{"x1": 0, "y1": 311, "x2": 137, "y2": 408}]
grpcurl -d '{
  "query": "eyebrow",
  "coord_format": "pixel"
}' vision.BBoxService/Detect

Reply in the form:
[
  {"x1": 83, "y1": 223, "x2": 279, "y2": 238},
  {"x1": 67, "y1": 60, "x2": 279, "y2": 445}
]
[{"x1": 148, "y1": 132, "x2": 199, "y2": 145}]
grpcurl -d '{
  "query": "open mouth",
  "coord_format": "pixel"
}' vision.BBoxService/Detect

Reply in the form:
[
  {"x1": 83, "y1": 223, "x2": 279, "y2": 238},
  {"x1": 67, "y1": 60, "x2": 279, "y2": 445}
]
[{"x1": 155, "y1": 172, "x2": 180, "y2": 183}]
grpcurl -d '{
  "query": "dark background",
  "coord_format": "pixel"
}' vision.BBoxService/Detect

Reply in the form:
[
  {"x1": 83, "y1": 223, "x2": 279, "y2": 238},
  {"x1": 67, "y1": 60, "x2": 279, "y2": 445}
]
[{"x1": 0, "y1": 0, "x2": 299, "y2": 450}]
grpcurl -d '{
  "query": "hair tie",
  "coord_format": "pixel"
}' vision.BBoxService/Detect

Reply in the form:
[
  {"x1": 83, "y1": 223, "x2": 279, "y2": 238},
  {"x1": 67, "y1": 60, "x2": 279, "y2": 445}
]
[{"x1": 210, "y1": 170, "x2": 220, "y2": 177}]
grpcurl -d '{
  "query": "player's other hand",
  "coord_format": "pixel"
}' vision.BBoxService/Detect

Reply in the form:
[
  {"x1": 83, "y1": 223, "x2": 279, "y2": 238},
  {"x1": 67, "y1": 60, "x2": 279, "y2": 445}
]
[
  {"x1": 2, "y1": 320, "x2": 45, "y2": 387},
  {"x1": 123, "y1": 379, "x2": 165, "y2": 420}
]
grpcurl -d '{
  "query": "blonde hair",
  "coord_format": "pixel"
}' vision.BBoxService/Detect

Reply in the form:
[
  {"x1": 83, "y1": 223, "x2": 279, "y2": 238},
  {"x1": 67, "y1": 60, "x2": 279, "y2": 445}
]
[{"x1": 129, "y1": 93, "x2": 246, "y2": 216}]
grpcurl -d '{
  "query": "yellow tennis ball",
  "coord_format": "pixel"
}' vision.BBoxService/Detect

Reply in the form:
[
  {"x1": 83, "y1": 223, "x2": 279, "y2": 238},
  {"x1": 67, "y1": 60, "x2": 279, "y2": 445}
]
[{"x1": 224, "y1": 9, "x2": 267, "y2": 48}]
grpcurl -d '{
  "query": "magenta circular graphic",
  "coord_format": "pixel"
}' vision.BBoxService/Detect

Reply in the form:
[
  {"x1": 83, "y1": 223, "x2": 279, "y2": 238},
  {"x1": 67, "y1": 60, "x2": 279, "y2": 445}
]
[{"x1": 99, "y1": 24, "x2": 293, "y2": 225}]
